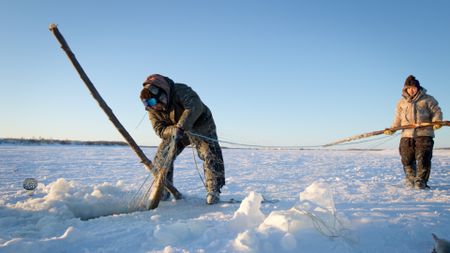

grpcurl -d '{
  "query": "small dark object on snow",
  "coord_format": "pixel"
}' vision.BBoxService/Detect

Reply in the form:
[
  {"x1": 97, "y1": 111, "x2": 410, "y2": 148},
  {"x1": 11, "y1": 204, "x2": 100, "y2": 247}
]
[{"x1": 23, "y1": 178, "x2": 38, "y2": 191}]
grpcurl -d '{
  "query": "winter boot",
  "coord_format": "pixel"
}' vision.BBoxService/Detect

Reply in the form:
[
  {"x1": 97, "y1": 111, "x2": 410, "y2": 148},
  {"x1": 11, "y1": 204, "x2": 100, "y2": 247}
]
[
  {"x1": 404, "y1": 178, "x2": 414, "y2": 188},
  {"x1": 402, "y1": 165, "x2": 415, "y2": 187},
  {"x1": 206, "y1": 191, "x2": 220, "y2": 205},
  {"x1": 414, "y1": 179, "x2": 428, "y2": 190},
  {"x1": 204, "y1": 169, "x2": 220, "y2": 204},
  {"x1": 415, "y1": 168, "x2": 431, "y2": 190}
]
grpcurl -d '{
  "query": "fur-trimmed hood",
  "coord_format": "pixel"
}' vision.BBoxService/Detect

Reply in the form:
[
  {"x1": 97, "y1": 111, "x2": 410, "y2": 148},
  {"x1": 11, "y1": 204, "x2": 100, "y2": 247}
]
[
  {"x1": 142, "y1": 74, "x2": 174, "y2": 97},
  {"x1": 402, "y1": 87, "x2": 427, "y2": 103}
]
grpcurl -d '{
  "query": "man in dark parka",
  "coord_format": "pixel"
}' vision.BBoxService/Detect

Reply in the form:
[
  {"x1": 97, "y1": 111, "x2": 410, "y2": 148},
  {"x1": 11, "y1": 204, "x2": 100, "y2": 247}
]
[{"x1": 140, "y1": 74, "x2": 225, "y2": 204}]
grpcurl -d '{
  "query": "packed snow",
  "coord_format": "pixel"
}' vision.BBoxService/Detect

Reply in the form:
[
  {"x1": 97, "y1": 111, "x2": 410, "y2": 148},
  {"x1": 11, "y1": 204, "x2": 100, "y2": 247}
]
[{"x1": 1, "y1": 144, "x2": 449, "y2": 252}]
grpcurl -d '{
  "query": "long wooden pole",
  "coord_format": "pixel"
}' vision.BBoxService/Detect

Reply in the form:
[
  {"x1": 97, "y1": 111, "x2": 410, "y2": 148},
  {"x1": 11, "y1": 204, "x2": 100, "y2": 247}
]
[
  {"x1": 49, "y1": 24, "x2": 181, "y2": 204},
  {"x1": 324, "y1": 121, "x2": 449, "y2": 147}
]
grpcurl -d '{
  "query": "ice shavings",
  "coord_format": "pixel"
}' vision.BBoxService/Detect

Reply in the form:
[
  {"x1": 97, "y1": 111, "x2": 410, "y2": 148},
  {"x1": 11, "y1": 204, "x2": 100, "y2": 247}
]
[
  {"x1": 5, "y1": 178, "x2": 135, "y2": 221},
  {"x1": 232, "y1": 182, "x2": 354, "y2": 252},
  {"x1": 229, "y1": 191, "x2": 265, "y2": 232}
]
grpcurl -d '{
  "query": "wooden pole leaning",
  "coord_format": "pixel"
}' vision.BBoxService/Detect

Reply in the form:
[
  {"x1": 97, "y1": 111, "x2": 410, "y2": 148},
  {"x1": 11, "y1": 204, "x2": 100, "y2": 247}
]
[
  {"x1": 324, "y1": 121, "x2": 450, "y2": 147},
  {"x1": 48, "y1": 24, "x2": 182, "y2": 209}
]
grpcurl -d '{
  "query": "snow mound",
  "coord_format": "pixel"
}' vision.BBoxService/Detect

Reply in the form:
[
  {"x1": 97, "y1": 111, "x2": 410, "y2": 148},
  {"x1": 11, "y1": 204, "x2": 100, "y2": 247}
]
[
  {"x1": 6, "y1": 178, "x2": 134, "y2": 220},
  {"x1": 232, "y1": 182, "x2": 353, "y2": 252},
  {"x1": 229, "y1": 191, "x2": 265, "y2": 232}
]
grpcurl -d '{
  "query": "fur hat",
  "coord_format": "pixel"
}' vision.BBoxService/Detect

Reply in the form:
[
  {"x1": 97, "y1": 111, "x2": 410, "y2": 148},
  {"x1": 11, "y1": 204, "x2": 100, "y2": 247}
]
[{"x1": 404, "y1": 75, "x2": 421, "y2": 89}]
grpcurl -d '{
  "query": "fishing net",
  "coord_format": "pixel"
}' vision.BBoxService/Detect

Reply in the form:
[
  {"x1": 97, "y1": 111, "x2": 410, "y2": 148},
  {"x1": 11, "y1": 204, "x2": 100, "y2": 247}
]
[
  {"x1": 290, "y1": 182, "x2": 356, "y2": 244},
  {"x1": 127, "y1": 131, "x2": 228, "y2": 210},
  {"x1": 127, "y1": 136, "x2": 178, "y2": 211}
]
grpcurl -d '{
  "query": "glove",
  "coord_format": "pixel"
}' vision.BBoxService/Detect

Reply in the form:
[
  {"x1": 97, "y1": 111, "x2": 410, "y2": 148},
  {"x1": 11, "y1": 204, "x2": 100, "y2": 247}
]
[
  {"x1": 433, "y1": 124, "x2": 442, "y2": 130},
  {"x1": 384, "y1": 129, "x2": 395, "y2": 135}
]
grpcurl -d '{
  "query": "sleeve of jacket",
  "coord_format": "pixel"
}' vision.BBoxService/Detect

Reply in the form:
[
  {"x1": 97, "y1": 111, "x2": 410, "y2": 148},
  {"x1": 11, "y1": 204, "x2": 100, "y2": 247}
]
[
  {"x1": 392, "y1": 100, "x2": 402, "y2": 128},
  {"x1": 148, "y1": 112, "x2": 175, "y2": 139},
  {"x1": 428, "y1": 96, "x2": 443, "y2": 122},
  {"x1": 175, "y1": 86, "x2": 204, "y2": 131}
]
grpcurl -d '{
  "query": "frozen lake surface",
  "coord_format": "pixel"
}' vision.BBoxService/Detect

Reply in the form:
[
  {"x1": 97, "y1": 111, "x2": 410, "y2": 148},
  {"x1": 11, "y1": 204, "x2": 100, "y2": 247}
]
[{"x1": 1, "y1": 145, "x2": 449, "y2": 252}]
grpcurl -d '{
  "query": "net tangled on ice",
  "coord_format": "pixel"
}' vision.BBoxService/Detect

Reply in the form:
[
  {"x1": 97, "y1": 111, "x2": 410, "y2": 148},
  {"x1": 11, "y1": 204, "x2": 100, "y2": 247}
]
[{"x1": 232, "y1": 182, "x2": 355, "y2": 252}]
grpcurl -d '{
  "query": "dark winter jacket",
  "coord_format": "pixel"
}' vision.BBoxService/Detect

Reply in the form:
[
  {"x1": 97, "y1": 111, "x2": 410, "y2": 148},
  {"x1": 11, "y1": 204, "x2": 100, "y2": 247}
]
[
  {"x1": 148, "y1": 83, "x2": 215, "y2": 139},
  {"x1": 392, "y1": 88, "x2": 442, "y2": 138}
]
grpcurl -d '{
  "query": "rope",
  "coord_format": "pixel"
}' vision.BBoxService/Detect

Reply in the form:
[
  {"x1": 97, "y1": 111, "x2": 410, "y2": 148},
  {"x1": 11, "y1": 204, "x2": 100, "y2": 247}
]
[
  {"x1": 124, "y1": 130, "x2": 398, "y2": 209},
  {"x1": 186, "y1": 131, "x2": 398, "y2": 150},
  {"x1": 291, "y1": 206, "x2": 356, "y2": 246},
  {"x1": 190, "y1": 144, "x2": 207, "y2": 189},
  {"x1": 125, "y1": 128, "x2": 398, "y2": 210},
  {"x1": 135, "y1": 112, "x2": 148, "y2": 130},
  {"x1": 187, "y1": 131, "x2": 324, "y2": 150},
  {"x1": 292, "y1": 207, "x2": 342, "y2": 238}
]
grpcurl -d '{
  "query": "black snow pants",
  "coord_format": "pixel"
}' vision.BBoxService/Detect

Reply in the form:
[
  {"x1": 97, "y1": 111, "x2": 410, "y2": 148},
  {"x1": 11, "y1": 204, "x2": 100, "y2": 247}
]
[{"x1": 399, "y1": 136, "x2": 434, "y2": 186}]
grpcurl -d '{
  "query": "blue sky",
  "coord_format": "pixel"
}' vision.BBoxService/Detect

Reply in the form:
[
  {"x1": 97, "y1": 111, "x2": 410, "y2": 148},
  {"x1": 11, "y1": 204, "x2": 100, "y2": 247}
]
[{"x1": 1, "y1": 1, "x2": 449, "y2": 148}]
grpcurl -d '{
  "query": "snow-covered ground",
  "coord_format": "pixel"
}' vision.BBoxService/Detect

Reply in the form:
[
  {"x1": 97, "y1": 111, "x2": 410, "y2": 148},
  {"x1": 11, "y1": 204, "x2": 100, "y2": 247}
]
[{"x1": 1, "y1": 144, "x2": 449, "y2": 252}]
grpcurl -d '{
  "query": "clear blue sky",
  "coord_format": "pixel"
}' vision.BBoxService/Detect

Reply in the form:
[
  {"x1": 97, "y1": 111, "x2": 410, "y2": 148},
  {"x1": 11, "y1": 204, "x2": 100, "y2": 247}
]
[{"x1": 1, "y1": 1, "x2": 449, "y2": 148}]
